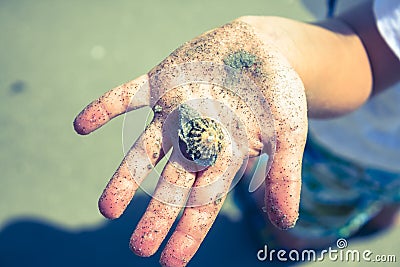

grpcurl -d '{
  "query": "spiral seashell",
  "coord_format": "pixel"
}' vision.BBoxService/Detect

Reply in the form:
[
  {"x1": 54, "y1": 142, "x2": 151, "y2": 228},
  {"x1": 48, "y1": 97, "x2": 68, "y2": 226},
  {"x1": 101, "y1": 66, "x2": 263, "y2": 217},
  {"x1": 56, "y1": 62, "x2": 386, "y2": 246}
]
[{"x1": 178, "y1": 104, "x2": 224, "y2": 167}]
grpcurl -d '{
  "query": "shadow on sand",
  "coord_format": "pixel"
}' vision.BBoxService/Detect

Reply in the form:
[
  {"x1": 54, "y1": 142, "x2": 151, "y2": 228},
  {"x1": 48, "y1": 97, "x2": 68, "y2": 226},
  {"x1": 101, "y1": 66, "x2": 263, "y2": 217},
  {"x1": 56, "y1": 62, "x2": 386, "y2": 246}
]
[{"x1": 0, "y1": 194, "x2": 292, "y2": 267}]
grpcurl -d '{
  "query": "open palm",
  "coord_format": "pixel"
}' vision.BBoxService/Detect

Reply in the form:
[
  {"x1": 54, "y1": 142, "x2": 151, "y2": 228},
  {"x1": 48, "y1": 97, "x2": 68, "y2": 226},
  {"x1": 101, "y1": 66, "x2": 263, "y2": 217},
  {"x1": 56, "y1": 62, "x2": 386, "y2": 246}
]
[{"x1": 74, "y1": 19, "x2": 307, "y2": 267}]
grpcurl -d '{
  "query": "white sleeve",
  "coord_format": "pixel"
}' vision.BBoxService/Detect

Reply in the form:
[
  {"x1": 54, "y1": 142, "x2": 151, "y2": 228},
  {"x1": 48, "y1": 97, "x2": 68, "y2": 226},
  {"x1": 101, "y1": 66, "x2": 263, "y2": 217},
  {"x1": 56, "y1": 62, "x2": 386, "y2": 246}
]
[{"x1": 373, "y1": 0, "x2": 400, "y2": 59}]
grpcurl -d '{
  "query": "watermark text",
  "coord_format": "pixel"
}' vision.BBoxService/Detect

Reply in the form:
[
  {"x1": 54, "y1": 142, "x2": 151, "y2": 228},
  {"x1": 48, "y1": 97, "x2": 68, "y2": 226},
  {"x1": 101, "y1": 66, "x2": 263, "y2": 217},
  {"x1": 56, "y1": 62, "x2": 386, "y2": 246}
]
[{"x1": 257, "y1": 238, "x2": 397, "y2": 263}]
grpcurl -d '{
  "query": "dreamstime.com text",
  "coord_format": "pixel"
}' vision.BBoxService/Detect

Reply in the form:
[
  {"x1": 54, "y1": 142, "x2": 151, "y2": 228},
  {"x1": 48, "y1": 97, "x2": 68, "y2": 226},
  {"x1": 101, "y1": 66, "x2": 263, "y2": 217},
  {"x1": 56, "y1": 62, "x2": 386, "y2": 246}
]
[{"x1": 257, "y1": 238, "x2": 397, "y2": 263}]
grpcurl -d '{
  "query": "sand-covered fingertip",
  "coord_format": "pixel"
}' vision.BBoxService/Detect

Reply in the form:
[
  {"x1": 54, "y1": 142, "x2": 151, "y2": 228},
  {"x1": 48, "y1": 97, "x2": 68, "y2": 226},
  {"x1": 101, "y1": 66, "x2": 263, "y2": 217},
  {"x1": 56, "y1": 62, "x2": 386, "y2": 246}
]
[{"x1": 73, "y1": 100, "x2": 110, "y2": 135}]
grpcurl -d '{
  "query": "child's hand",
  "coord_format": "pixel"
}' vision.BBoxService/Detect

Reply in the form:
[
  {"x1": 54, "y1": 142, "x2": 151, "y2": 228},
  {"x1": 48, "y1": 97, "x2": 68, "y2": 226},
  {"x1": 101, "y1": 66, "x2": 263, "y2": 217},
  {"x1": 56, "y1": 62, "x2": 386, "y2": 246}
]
[{"x1": 74, "y1": 19, "x2": 307, "y2": 267}]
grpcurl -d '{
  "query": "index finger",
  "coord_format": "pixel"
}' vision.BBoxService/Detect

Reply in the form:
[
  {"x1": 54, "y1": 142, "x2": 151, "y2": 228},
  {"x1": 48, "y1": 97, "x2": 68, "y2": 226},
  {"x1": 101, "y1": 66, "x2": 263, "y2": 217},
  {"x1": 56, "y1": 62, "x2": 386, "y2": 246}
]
[
  {"x1": 74, "y1": 74, "x2": 150, "y2": 135},
  {"x1": 160, "y1": 145, "x2": 243, "y2": 267}
]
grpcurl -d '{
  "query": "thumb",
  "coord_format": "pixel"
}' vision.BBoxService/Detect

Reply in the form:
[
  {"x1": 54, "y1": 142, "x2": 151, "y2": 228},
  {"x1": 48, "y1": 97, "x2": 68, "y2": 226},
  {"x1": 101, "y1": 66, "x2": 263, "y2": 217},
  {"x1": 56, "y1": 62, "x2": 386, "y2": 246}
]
[
  {"x1": 265, "y1": 133, "x2": 306, "y2": 229},
  {"x1": 262, "y1": 57, "x2": 308, "y2": 230}
]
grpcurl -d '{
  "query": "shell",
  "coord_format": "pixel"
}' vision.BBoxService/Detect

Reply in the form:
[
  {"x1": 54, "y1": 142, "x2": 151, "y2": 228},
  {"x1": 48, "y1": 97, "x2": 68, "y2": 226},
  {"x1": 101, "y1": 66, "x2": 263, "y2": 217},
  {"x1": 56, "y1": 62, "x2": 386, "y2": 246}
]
[{"x1": 178, "y1": 104, "x2": 224, "y2": 166}]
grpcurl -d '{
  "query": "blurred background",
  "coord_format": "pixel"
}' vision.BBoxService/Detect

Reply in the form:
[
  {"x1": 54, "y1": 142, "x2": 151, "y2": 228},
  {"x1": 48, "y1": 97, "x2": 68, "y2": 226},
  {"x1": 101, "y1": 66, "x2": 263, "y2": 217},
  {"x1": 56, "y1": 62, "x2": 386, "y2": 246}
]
[{"x1": 0, "y1": 0, "x2": 398, "y2": 266}]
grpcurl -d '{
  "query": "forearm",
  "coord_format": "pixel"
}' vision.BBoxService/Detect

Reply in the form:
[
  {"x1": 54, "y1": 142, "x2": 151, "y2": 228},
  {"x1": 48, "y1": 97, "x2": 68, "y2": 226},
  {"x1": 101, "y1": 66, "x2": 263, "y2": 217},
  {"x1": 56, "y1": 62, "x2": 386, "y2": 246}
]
[
  {"x1": 239, "y1": 0, "x2": 399, "y2": 118},
  {"x1": 338, "y1": 0, "x2": 400, "y2": 95}
]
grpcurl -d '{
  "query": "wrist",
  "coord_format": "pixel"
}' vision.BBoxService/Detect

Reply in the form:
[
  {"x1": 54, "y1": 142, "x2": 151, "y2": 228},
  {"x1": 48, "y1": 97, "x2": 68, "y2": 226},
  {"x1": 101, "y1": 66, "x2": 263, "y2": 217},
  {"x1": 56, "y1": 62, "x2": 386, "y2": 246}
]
[{"x1": 237, "y1": 15, "x2": 372, "y2": 118}]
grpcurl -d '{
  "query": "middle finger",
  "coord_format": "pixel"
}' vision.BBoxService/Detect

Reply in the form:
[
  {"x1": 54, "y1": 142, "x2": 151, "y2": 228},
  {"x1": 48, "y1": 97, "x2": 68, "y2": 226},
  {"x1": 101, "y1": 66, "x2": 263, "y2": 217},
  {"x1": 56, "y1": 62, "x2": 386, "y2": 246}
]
[{"x1": 130, "y1": 154, "x2": 196, "y2": 257}]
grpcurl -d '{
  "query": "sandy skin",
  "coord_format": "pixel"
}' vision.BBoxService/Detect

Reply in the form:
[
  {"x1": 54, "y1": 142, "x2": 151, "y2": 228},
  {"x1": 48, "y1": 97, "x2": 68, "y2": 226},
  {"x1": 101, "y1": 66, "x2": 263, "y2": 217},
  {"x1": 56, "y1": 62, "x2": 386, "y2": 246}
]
[{"x1": 74, "y1": 20, "x2": 307, "y2": 267}]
